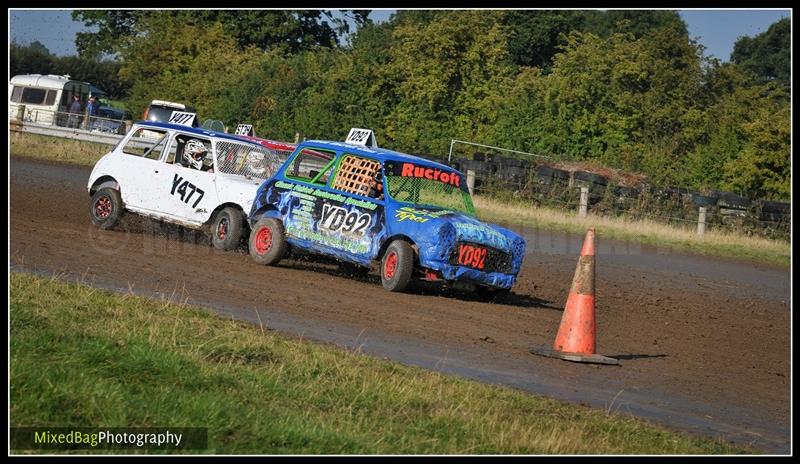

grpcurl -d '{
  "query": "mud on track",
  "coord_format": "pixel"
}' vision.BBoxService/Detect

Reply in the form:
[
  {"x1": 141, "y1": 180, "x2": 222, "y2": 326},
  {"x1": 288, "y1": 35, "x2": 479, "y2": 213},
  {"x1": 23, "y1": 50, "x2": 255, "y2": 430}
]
[{"x1": 9, "y1": 156, "x2": 791, "y2": 453}]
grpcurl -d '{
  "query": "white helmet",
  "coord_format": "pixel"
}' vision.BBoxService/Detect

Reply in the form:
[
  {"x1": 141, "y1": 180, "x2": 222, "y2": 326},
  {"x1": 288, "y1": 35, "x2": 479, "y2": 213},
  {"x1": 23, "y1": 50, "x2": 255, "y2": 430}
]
[
  {"x1": 246, "y1": 151, "x2": 266, "y2": 177},
  {"x1": 184, "y1": 139, "x2": 208, "y2": 169}
]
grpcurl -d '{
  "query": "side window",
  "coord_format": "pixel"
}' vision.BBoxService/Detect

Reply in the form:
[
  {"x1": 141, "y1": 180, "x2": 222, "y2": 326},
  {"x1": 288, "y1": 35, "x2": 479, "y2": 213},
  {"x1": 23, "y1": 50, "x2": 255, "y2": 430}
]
[
  {"x1": 215, "y1": 141, "x2": 282, "y2": 180},
  {"x1": 44, "y1": 90, "x2": 57, "y2": 106},
  {"x1": 122, "y1": 128, "x2": 168, "y2": 160},
  {"x1": 20, "y1": 88, "x2": 47, "y2": 105},
  {"x1": 168, "y1": 135, "x2": 214, "y2": 172},
  {"x1": 10, "y1": 86, "x2": 23, "y2": 103},
  {"x1": 331, "y1": 154, "x2": 382, "y2": 199},
  {"x1": 284, "y1": 148, "x2": 336, "y2": 186}
]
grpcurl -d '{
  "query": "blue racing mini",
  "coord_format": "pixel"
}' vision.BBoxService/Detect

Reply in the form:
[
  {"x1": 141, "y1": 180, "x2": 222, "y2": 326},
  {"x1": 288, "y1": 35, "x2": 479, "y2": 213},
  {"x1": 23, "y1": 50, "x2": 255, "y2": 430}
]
[{"x1": 247, "y1": 130, "x2": 526, "y2": 296}]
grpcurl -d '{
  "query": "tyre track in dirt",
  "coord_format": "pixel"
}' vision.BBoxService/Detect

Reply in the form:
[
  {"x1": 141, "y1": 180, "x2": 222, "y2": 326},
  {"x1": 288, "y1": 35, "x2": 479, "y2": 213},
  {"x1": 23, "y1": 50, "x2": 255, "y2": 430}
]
[{"x1": 9, "y1": 156, "x2": 790, "y2": 453}]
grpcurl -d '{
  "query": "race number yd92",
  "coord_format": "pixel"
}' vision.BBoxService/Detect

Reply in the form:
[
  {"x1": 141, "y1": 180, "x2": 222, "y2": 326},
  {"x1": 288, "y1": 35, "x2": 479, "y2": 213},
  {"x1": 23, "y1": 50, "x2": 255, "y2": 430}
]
[{"x1": 457, "y1": 244, "x2": 487, "y2": 270}]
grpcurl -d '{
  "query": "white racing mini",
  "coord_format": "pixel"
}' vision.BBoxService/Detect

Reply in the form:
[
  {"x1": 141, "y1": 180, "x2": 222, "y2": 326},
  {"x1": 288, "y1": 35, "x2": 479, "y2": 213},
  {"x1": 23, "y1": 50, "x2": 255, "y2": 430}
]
[{"x1": 87, "y1": 121, "x2": 283, "y2": 250}]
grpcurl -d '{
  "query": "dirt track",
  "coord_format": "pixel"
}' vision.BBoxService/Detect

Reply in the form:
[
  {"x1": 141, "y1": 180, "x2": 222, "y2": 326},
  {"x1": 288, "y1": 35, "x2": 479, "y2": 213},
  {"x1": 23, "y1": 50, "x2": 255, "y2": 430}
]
[{"x1": 9, "y1": 156, "x2": 791, "y2": 453}]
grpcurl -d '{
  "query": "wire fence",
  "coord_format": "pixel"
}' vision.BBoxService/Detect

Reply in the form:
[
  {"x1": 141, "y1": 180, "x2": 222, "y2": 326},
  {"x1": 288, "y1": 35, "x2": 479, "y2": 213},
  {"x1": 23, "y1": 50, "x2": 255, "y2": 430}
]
[
  {"x1": 215, "y1": 140, "x2": 285, "y2": 180},
  {"x1": 9, "y1": 105, "x2": 129, "y2": 135},
  {"x1": 456, "y1": 160, "x2": 790, "y2": 242}
]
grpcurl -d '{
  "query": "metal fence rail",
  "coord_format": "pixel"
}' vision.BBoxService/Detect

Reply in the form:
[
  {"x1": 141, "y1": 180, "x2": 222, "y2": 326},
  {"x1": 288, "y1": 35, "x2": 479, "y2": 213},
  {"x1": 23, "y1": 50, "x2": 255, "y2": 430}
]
[{"x1": 10, "y1": 105, "x2": 129, "y2": 146}]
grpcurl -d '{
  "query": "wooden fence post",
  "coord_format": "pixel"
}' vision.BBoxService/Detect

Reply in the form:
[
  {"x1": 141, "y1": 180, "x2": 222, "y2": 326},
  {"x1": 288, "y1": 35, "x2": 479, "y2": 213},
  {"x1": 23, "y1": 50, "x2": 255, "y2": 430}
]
[
  {"x1": 579, "y1": 187, "x2": 589, "y2": 218},
  {"x1": 466, "y1": 170, "x2": 476, "y2": 196},
  {"x1": 697, "y1": 207, "x2": 707, "y2": 237}
]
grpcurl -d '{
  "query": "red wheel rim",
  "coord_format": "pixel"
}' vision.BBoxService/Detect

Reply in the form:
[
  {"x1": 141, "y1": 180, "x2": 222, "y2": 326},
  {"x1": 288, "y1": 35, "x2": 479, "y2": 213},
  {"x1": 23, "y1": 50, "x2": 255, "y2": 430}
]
[
  {"x1": 217, "y1": 218, "x2": 228, "y2": 240},
  {"x1": 254, "y1": 226, "x2": 273, "y2": 255},
  {"x1": 384, "y1": 251, "x2": 397, "y2": 279},
  {"x1": 95, "y1": 196, "x2": 112, "y2": 219}
]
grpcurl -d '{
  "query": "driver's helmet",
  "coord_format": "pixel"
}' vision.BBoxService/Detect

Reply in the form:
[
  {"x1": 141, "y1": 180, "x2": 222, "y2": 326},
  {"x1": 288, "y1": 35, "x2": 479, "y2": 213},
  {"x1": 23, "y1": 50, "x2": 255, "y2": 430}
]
[
  {"x1": 183, "y1": 139, "x2": 208, "y2": 169},
  {"x1": 246, "y1": 150, "x2": 266, "y2": 177}
]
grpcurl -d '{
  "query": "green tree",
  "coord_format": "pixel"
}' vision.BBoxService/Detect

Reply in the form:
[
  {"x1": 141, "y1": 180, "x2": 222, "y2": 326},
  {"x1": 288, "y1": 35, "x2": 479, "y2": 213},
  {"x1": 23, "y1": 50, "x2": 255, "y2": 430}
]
[
  {"x1": 72, "y1": 10, "x2": 145, "y2": 59},
  {"x1": 72, "y1": 10, "x2": 369, "y2": 57},
  {"x1": 717, "y1": 84, "x2": 790, "y2": 199},
  {"x1": 502, "y1": 10, "x2": 585, "y2": 70},
  {"x1": 731, "y1": 18, "x2": 790, "y2": 84},
  {"x1": 383, "y1": 11, "x2": 515, "y2": 154},
  {"x1": 10, "y1": 42, "x2": 55, "y2": 77},
  {"x1": 581, "y1": 10, "x2": 687, "y2": 38},
  {"x1": 118, "y1": 16, "x2": 261, "y2": 119}
]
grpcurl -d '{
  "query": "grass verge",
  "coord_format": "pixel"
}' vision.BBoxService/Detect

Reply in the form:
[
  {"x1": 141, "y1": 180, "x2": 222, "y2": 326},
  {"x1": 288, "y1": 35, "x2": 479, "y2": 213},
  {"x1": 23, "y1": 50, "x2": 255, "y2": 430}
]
[
  {"x1": 10, "y1": 131, "x2": 789, "y2": 267},
  {"x1": 474, "y1": 196, "x2": 789, "y2": 268},
  {"x1": 10, "y1": 272, "x2": 751, "y2": 454},
  {"x1": 10, "y1": 131, "x2": 111, "y2": 166}
]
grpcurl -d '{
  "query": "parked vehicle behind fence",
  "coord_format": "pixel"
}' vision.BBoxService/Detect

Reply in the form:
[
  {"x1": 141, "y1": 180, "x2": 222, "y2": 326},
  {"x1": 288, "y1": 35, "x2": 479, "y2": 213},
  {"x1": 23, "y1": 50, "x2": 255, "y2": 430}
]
[{"x1": 9, "y1": 73, "x2": 89, "y2": 126}]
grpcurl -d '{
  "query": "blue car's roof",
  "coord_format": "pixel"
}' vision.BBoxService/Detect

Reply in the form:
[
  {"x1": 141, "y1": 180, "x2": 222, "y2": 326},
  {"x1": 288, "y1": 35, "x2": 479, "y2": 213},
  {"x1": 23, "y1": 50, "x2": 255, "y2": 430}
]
[
  {"x1": 134, "y1": 120, "x2": 263, "y2": 147},
  {"x1": 302, "y1": 140, "x2": 457, "y2": 173}
]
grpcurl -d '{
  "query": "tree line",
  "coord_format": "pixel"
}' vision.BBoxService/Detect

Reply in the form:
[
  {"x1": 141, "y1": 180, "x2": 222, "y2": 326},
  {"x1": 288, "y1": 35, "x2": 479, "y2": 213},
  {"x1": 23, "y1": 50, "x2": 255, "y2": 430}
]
[{"x1": 11, "y1": 10, "x2": 790, "y2": 200}]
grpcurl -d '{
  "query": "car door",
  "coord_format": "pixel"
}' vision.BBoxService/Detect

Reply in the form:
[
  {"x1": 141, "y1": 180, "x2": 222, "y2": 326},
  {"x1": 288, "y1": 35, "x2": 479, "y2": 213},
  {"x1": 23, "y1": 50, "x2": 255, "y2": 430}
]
[
  {"x1": 114, "y1": 127, "x2": 171, "y2": 212},
  {"x1": 151, "y1": 133, "x2": 218, "y2": 226},
  {"x1": 323, "y1": 153, "x2": 386, "y2": 262}
]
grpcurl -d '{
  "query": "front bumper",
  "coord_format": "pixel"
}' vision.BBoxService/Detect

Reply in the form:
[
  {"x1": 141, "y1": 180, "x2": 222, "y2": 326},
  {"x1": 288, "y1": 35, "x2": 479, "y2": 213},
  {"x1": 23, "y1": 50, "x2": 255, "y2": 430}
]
[{"x1": 437, "y1": 264, "x2": 517, "y2": 289}]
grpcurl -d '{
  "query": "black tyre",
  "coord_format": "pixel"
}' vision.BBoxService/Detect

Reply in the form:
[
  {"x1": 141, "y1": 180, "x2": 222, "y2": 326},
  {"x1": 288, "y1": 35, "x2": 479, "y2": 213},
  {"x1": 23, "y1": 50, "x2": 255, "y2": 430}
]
[
  {"x1": 90, "y1": 187, "x2": 123, "y2": 229},
  {"x1": 573, "y1": 170, "x2": 608, "y2": 186},
  {"x1": 717, "y1": 191, "x2": 751, "y2": 210},
  {"x1": 381, "y1": 240, "x2": 415, "y2": 292},
  {"x1": 761, "y1": 200, "x2": 790, "y2": 215},
  {"x1": 692, "y1": 194, "x2": 718, "y2": 208},
  {"x1": 212, "y1": 207, "x2": 245, "y2": 251},
  {"x1": 249, "y1": 217, "x2": 287, "y2": 265}
]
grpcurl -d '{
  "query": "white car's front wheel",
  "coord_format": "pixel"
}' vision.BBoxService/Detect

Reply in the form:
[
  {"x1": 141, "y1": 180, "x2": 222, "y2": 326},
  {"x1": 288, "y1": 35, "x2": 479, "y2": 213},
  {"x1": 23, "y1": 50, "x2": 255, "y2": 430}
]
[{"x1": 211, "y1": 207, "x2": 244, "y2": 251}]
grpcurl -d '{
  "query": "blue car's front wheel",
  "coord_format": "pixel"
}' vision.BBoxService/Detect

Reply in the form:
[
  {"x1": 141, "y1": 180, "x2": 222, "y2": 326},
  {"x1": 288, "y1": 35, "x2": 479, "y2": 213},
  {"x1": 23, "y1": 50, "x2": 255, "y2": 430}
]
[
  {"x1": 381, "y1": 240, "x2": 414, "y2": 292},
  {"x1": 249, "y1": 217, "x2": 287, "y2": 266}
]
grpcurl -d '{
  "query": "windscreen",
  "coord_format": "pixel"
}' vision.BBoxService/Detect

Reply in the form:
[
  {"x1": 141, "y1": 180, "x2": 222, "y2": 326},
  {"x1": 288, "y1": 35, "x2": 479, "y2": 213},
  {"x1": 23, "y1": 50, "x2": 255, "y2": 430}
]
[{"x1": 384, "y1": 161, "x2": 475, "y2": 215}]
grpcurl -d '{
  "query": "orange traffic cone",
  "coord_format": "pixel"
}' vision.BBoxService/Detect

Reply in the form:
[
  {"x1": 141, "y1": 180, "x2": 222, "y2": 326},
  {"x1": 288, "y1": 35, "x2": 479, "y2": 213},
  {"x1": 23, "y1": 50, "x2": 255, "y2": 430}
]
[{"x1": 531, "y1": 227, "x2": 619, "y2": 365}]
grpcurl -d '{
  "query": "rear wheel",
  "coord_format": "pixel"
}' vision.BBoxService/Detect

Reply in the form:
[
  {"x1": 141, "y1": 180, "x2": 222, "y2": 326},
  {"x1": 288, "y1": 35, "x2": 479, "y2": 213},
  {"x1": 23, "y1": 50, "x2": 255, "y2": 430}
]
[
  {"x1": 90, "y1": 187, "x2": 123, "y2": 229},
  {"x1": 211, "y1": 207, "x2": 244, "y2": 251},
  {"x1": 249, "y1": 217, "x2": 287, "y2": 265},
  {"x1": 381, "y1": 240, "x2": 414, "y2": 292}
]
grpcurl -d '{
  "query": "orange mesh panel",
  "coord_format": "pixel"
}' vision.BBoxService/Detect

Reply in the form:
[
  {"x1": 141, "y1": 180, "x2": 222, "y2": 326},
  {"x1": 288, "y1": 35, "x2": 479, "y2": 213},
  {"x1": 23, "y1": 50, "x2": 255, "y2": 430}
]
[{"x1": 333, "y1": 155, "x2": 381, "y2": 195}]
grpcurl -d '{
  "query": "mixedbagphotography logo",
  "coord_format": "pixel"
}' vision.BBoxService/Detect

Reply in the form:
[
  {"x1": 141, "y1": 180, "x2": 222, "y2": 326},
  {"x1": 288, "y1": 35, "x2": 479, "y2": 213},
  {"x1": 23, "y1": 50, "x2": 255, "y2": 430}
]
[{"x1": 11, "y1": 427, "x2": 208, "y2": 451}]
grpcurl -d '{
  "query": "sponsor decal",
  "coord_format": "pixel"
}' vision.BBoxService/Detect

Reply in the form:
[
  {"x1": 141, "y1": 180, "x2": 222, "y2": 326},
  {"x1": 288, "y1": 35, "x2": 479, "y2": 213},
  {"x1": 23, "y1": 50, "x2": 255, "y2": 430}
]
[
  {"x1": 394, "y1": 206, "x2": 454, "y2": 223},
  {"x1": 452, "y1": 221, "x2": 509, "y2": 251},
  {"x1": 399, "y1": 163, "x2": 461, "y2": 188},
  {"x1": 265, "y1": 180, "x2": 383, "y2": 256}
]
